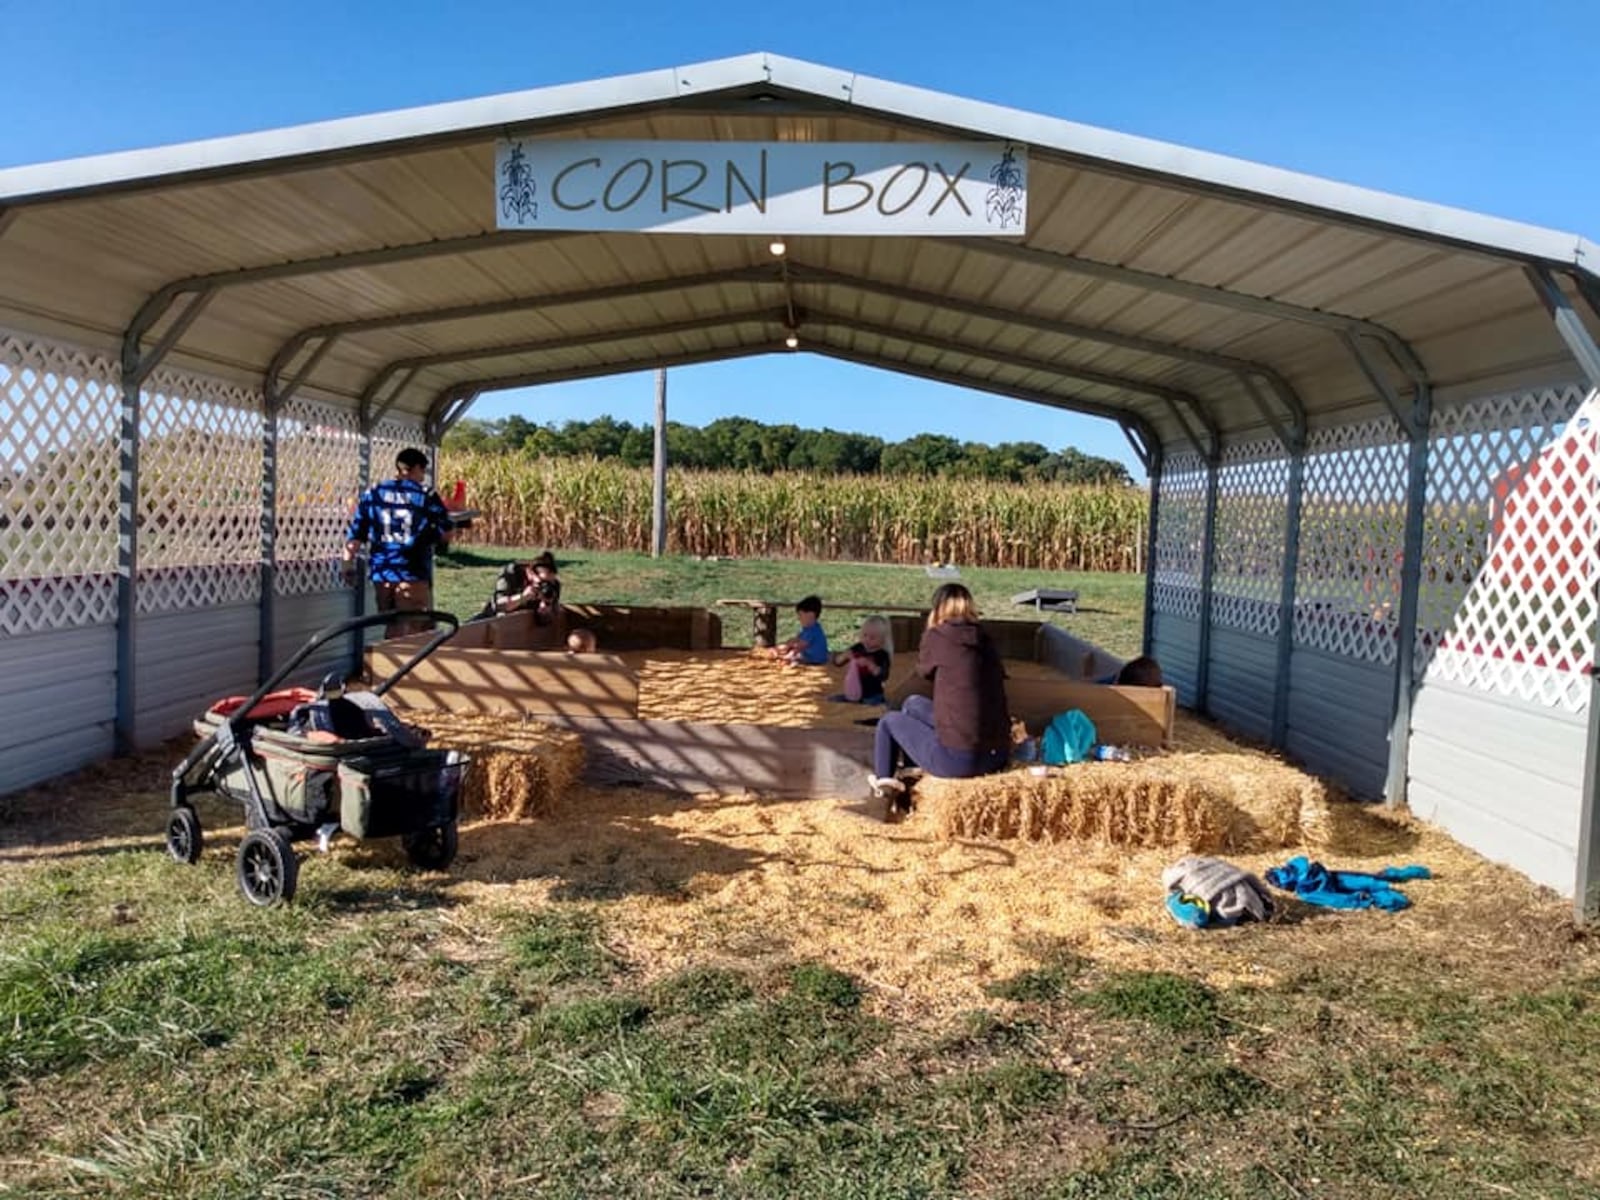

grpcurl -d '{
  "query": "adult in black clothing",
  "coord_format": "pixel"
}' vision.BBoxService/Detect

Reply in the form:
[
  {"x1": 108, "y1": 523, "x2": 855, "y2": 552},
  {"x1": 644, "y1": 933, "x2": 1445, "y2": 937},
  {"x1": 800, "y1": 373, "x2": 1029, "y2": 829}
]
[
  {"x1": 475, "y1": 550, "x2": 561, "y2": 623},
  {"x1": 870, "y1": 584, "x2": 1009, "y2": 812}
]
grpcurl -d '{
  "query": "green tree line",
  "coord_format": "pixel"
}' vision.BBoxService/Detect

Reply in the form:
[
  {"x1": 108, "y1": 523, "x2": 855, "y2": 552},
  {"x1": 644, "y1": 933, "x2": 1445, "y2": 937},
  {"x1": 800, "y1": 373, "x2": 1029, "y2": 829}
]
[{"x1": 444, "y1": 414, "x2": 1134, "y2": 485}]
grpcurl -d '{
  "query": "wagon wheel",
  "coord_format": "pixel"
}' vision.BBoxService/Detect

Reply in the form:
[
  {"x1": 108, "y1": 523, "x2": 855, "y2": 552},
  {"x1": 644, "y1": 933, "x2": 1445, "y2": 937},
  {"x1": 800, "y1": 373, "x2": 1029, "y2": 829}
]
[
  {"x1": 236, "y1": 829, "x2": 299, "y2": 906},
  {"x1": 402, "y1": 822, "x2": 458, "y2": 872},
  {"x1": 166, "y1": 806, "x2": 203, "y2": 865}
]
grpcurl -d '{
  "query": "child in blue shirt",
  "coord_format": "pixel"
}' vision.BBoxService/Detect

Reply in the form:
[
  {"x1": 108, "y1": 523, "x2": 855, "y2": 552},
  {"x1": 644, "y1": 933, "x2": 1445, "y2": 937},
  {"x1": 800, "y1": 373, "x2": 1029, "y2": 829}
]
[{"x1": 766, "y1": 595, "x2": 829, "y2": 665}]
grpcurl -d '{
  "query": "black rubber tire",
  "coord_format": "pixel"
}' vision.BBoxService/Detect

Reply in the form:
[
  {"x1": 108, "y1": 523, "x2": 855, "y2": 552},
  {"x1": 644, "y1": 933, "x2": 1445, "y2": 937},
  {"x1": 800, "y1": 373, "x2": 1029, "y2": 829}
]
[
  {"x1": 402, "y1": 822, "x2": 458, "y2": 871},
  {"x1": 166, "y1": 806, "x2": 203, "y2": 865},
  {"x1": 236, "y1": 828, "x2": 299, "y2": 906}
]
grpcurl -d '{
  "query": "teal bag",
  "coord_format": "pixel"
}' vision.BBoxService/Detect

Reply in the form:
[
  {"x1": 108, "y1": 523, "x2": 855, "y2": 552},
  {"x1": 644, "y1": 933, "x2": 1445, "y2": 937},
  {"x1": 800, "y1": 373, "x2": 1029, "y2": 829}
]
[{"x1": 1040, "y1": 709, "x2": 1097, "y2": 765}]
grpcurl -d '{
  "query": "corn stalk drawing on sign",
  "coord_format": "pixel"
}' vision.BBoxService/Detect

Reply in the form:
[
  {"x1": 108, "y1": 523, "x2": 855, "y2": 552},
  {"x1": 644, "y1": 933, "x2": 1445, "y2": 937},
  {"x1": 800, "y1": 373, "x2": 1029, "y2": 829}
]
[{"x1": 494, "y1": 140, "x2": 1028, "y2": 235}]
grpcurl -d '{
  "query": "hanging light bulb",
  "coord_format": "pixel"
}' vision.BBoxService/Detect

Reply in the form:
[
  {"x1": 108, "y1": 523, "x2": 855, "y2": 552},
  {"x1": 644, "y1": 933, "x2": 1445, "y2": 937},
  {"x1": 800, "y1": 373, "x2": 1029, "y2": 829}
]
[
  {"x1": 769, "y1": 239, "x2": 787, "y2": 257},
  {"x1": 784, "y1": 330, "x2": 800, "y2": 349}
]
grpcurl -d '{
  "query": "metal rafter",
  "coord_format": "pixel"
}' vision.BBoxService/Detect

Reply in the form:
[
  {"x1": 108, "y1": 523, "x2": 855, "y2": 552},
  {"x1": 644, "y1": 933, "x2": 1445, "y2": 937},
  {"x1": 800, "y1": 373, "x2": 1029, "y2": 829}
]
[
  {"x1": 806, "y1": 311, "x2": 1200, "y2": 409},
  {"x1": 807, "y1": 341, "x2": 1163, "y2": 450},
  {"x1": 377, "y1": 303, "x2": 1201, "y2": 433},
  {"x1": 359, "y1": 304, "x2": 790, "y2": 410},
  {"x1": 1528, "y1": 265, "x2": 1600, "y2": 389},
  {"x1": 396, "y1": 308, "x2": 788, "y2": 429},
  {"x1": 804, "y1": 313, "x2": 1191, "y2": 431},
  {"x1": 787, "y1": 262, "x2": 1305, "y2": 425},
  {"x1": 426, "y1": 343, "x2": 782, "y2": 426},
  {"x1": 128, "y1": 229, "x2": 580, "y2": 367},
  {"x1": 948, "y1": 235, "x2": 1431, "y2": 385},
  {"x1": 266, "y1": 263, "x2": 783, "y2": 400}
]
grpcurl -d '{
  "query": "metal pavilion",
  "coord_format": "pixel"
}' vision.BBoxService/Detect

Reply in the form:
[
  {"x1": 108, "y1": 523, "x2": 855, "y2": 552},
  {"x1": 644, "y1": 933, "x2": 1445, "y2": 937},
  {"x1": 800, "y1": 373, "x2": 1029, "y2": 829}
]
[{"x1": 0, "y1": 53, "x2": 1596, "y2": 916}]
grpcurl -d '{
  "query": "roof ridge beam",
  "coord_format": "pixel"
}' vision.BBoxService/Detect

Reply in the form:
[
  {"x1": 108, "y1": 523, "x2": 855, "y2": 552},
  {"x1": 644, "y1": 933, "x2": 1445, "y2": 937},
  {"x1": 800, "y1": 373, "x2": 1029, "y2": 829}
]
[{"x1": 946, "y1": 236, "x2": 1430, "y2": 385}]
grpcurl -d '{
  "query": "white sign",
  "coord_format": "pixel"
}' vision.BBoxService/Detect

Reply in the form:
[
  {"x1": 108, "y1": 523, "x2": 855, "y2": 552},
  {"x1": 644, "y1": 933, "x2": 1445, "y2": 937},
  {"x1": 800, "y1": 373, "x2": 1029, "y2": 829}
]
[{"x1": 493, "y1": 140, "x2": 1027, "y2": 236}]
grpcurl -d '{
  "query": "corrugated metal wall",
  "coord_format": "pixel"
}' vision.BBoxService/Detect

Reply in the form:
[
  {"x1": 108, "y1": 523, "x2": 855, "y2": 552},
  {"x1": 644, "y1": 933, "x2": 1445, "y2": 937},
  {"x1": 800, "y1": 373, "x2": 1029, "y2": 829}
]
[
  {"x1": 0, "y1": 625, "x2": 117, "y2": 794},
  {"x1": 1283, "y1": 649, "x2": 1393, "y2": 799},
  {"x1": 274, "y1": 589, "x2": 358, "y2": 688},
  {"x1": 134, "y1": 603, "x2": 261, "y2": 744},
  {"x1": 1150, "y1": 611, "x2": 1200, "y2": 707},
  {"x1": 1206, "y1": 627, "x2": 1275, "y2": 745},
  {"x1": 1409, "y1": 680, "x2": 1584, "y2": 893}
]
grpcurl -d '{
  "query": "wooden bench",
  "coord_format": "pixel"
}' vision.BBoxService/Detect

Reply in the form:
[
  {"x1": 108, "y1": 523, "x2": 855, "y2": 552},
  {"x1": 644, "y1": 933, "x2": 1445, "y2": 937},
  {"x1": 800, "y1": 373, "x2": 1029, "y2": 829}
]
[
  {"x1": 1011, "y1": 587, "x2": 1080, "y2": 614},
  {"x1": 715, "y1": 599, "x2": 929, "y2": 648}
]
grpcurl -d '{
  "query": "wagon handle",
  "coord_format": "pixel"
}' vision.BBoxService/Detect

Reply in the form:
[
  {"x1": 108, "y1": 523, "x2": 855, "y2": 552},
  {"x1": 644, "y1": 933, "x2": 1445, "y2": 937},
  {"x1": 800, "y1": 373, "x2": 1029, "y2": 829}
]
[{"x1": 172, "y1": 610, "x2": 460, "y2": 782}]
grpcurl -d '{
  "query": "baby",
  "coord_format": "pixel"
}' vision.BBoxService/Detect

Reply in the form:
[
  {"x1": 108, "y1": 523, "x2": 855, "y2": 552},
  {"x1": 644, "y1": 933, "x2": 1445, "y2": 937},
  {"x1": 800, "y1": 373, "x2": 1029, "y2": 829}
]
[{"x1": 831, "y1": 615, "x2": 892, "y2": 704}]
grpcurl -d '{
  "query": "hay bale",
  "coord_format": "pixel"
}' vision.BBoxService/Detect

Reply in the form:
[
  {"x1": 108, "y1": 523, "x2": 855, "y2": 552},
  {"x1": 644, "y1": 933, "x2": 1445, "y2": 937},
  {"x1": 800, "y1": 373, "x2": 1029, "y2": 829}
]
[
  {"x1": 921, "y1": 766, "x2": 1230, "y2": 852},
  {"x1": 920, "y1": 710, "x2": 1336, "y2": 853},
  {"x1": 392, "y1": 708, "x2": 584, "y2": 820}
]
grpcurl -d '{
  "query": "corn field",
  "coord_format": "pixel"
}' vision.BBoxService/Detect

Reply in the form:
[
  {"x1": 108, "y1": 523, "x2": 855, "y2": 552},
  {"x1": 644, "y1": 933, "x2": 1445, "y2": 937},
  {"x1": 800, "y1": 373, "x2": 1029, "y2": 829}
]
[{"x1": 444, "y1": 453, "x2": 1149, "y2": 571}]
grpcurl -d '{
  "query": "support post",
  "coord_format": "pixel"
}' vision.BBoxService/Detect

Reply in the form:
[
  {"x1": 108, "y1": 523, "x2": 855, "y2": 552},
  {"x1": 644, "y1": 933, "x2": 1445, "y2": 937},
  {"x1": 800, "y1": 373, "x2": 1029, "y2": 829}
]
[
  {"x1": 1140, "y1": 442, "x2": 1163, "y2": 660},
  {"x1": 350, "y1": 423, "x2": 372, "y2": 680},
  {"x1": 1580, "y1": 669, "x2": 1600, "y2": 922},
  {"x1": 651, "y1": 368, "x2": 668, "y2": 558},
  {"x1": 1528, "y1": 266, "x2": 1600, "y2": 919},
  {"x1": 259, "y1": 392, "x2": 278, "y2": 684},
  {"x1": 114, "y1": 350, "x2": 142, "y2": 755},
  {"x1": 1527, "y1": 266, "x2": 1600, "y2": 389},
  {"x1": 1271, "y1": 431, "x2": 1307, "y2": 749},
  {"x1": 1383, "y1": 383, "x2": 1432, "y2": 808},
  {"x1": 1194, "y1": 451, "x2": 1220, "y2": 715}
]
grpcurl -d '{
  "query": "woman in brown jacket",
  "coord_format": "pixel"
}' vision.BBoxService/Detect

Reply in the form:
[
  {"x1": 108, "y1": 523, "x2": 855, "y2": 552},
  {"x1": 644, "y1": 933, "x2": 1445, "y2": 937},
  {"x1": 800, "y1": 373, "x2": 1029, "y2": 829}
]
[{"x1": 870, "y1": 583, "x2": 1010, "y2": 813}]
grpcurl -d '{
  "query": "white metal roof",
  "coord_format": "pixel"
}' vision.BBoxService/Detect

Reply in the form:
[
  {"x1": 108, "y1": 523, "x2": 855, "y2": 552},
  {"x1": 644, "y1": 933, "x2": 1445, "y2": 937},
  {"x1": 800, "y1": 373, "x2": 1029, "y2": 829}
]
[{"x1": 2, "y1": 50, "x2": 1596, "y2": 453}]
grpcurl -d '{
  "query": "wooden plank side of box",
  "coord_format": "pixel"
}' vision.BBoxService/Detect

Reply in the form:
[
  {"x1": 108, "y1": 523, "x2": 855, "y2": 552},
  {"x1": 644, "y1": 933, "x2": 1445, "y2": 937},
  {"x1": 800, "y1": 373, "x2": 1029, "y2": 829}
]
[
  {"x1": 542, "y1": 715, "x2": 873, "y2": 797},
  {"x1": 368, "y1": 644, "x2": 640, "y2": 720},
  {"x1": 1004, "y1": 679, "x2": 1176, "y2": 746}
]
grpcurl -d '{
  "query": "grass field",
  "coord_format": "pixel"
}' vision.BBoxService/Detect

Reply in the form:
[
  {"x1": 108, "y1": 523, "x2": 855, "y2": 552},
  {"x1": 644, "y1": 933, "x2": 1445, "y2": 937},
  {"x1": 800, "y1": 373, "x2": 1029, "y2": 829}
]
[
  {"x1": 3, "y1": 552, "x2": 1599, "y2": 1198},
  {"x1": 433, "y1": 546, "x2": 1147, "y2": 659}
]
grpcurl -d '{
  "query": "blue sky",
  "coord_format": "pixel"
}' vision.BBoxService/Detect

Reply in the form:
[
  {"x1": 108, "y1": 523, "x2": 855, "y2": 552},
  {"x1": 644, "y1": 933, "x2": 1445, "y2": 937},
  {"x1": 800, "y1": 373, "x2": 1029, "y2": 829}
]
[{"x1": 2, "y1": 1, "x2": 1594, "y2": 475}]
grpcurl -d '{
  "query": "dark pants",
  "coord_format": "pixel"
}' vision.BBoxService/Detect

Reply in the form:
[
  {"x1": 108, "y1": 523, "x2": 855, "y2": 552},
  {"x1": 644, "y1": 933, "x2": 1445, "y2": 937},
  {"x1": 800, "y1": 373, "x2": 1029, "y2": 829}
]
[{"x1": 874, "y1": 695, "x2": 1007, "y2": 780}]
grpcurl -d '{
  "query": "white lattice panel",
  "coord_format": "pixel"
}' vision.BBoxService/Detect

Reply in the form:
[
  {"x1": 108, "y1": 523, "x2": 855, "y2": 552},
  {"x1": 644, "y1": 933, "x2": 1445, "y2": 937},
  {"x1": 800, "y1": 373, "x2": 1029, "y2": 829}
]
[
  {"x1": 0, "y1": 332, "x2": 121, "y2": 634},
  {"x1": 1292, "y1": 416, "x2": 1408, "y2": 664},
  {"x1": 1152, "y1": 450, "x2": 1206, "y2": 621},
  {"x1": 1211, "y1": 439, "x2": 1289, "y2": 636},
  {"x1": 136, "y1": 368, "x2": 263, "y2": 614},
  {"x1": 371, "y1": 416, "x2": 426, "y2": 488},
  {"x1": 1420, "y1": 384, "x2": 1596, "y2": 712},
  {"x1": 276, "y1": 397, "x2": 360, "y2": 596}
]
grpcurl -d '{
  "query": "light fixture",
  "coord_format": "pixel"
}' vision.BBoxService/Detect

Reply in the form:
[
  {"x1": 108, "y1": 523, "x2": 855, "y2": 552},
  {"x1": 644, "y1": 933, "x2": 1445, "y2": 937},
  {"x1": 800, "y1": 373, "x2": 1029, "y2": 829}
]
[
  {"x1": 768, "y1": 239, "x2": 787, "y2": 257},
  {"x1": 784, "y1": 330, "x2": 800, "y2": 349}
]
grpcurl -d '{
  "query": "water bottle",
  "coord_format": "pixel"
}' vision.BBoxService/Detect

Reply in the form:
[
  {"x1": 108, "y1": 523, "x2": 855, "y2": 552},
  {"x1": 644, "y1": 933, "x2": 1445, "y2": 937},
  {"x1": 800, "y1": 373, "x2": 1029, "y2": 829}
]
[{"x1": 1093, "y1": 744, "x2": 1132, "y2": 762}]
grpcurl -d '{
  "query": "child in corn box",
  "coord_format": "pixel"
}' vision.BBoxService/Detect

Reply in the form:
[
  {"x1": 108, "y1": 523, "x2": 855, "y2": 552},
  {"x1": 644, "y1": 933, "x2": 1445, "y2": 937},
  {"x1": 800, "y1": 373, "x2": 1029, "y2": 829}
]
[
  {"x1": 830, "y1": 615, "x2": 893, "y2": 703},
  {"x1": 762, "y1": 595, "x2": 830, "y2": 666}
]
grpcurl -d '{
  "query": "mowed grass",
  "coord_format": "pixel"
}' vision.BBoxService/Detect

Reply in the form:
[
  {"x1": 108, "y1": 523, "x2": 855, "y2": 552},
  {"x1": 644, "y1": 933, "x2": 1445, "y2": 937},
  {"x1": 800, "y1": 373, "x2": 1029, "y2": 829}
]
[
  {"x1": 433, "y1": 545, "x2": 1146, "y2": 658},
  {"x1": 2, "y1": 818, "x2": 1598, "y2": 1199}
]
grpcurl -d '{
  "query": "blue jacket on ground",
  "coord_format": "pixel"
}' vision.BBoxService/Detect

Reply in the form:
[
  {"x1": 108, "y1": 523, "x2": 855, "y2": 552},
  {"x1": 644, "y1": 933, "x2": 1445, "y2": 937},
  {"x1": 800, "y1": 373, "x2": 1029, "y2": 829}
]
[{"x1": 1264, "y1": 856, "x2": 1431, "y2": 911}]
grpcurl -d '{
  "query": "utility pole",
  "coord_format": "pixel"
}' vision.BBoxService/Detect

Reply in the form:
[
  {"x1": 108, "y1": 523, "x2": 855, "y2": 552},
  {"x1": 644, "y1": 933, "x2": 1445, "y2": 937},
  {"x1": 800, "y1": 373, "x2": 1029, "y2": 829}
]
[{"x1": 651, "y1": 368, "x2": 668, "y2": 557}]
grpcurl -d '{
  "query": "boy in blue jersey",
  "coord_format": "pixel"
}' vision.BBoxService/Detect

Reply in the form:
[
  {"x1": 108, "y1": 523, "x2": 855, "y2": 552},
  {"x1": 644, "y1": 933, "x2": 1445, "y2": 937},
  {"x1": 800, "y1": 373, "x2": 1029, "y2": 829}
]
[
  {"x1": 343, "y1": 447, "x2": 455, "y2": 639},
  {"x1": 764, "y1": 595, "x2": 829, "y2": 666}
]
